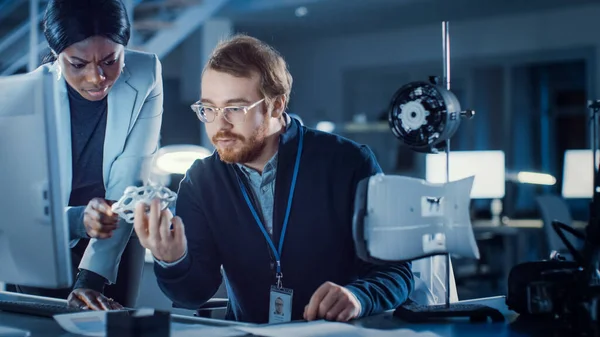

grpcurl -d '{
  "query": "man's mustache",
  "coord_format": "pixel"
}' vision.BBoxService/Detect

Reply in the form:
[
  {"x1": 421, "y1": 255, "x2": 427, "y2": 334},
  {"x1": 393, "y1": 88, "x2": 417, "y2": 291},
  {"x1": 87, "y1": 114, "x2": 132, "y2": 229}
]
[{"x1": 212, "y1": 131, "x2": 245, "y2": 143}]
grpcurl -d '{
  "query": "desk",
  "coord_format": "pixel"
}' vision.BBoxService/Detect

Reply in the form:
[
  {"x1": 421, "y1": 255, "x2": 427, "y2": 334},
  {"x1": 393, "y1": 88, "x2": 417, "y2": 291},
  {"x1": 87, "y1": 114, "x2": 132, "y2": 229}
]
[
  {"x1": 0, "y1": 291, "x2": 248, "y2": 336},
  {"x1": 0, "y1": 292, "x2": 559, "y2": 337}
]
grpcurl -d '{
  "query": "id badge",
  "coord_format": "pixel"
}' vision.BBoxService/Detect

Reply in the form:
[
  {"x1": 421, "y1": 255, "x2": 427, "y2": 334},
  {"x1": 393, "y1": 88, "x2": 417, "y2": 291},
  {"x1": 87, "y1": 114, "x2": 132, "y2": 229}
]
[{"x1": 268, "y1": 285, "x2": 293, "y2": 324}]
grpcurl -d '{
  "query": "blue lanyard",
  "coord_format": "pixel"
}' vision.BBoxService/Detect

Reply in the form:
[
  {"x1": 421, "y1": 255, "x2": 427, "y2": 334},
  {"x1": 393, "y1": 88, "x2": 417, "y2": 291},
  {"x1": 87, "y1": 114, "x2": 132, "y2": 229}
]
[{"x1": 236, "y1": 129, "x2": 304, "y2": 288}]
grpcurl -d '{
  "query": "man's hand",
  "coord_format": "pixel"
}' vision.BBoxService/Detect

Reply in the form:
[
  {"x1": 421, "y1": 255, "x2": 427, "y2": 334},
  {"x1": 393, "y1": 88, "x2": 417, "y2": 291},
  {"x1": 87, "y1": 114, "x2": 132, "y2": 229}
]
[
  {"x1": 67, "y1": 289, "x2": 124, "y2": 311},
  {"x1": 84, "y1": 198, "x2": 119, "y2": 239},
  {"x1": 304, "y1": 282, "x2": 361, "y2": 322},
  {"x1": 133, "y1": 198, "x2": 187, "y2": 263}
]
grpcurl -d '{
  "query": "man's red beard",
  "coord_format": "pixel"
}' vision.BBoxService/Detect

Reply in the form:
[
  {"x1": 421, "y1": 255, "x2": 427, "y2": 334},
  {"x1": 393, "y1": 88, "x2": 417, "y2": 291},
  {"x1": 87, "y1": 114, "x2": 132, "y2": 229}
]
[{"x1": 211, "y1": 119, "x2": 269, "y2": 164}]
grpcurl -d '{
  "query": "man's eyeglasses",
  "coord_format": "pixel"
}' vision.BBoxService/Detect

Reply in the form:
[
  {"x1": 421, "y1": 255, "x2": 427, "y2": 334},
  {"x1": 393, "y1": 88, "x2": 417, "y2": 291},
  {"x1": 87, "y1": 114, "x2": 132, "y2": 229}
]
[{"x1": 190, "y1": 98, "x2": 265, "y2": 125}]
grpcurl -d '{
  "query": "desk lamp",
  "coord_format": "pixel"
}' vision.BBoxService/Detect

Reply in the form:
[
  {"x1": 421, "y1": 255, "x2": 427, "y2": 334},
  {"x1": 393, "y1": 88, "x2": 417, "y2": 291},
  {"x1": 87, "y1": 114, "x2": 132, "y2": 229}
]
[
  {"x1": 353, "y1": 21, "x2": 504, "y2": 323},
  {"x1": 150, "y1": 144, "x2": 212, "y2": 189},
  {"x1": 154, "y1": 144, "x2": 212, "y2": 175}
]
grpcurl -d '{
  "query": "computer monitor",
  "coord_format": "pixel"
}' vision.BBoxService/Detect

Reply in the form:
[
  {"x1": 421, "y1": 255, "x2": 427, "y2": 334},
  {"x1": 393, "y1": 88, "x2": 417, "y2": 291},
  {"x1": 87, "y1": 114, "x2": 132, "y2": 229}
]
[
  {"x1": 0, "y1": 69, "x2": 72, "y2": 288},
  {"x1": 562, "y1": 149, "x2": 599, "y2": 199},
  {"x1": 425, "y1": 150, "x2": 506, "y2": 199}
]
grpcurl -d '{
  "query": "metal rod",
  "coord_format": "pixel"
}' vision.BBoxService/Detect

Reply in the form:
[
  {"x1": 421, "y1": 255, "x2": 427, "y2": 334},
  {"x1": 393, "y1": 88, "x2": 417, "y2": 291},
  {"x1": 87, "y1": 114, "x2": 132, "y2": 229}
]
[
  {"x1": 28, "y1": 0, "x2": 39, "y2": 72},
  {"x1": 443, "y1": 21, "x2": 450, "y2": 91},
  {"x1": 442, "y1": 20, "x2": 452, "y2": 309}
]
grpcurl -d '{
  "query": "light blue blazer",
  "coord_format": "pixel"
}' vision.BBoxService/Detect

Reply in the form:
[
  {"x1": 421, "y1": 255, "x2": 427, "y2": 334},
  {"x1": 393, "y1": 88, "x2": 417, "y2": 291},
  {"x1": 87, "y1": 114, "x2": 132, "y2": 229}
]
[{"x1": 39, "y1": 49, "x2": 163, "y2": 284}]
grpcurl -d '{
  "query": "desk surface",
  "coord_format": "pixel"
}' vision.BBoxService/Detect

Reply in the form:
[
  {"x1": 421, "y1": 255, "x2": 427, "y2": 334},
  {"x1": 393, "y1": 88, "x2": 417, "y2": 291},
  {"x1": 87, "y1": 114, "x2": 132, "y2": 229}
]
[{"x1": 0, "y1": 292, "x2": 571, "y2": 337}]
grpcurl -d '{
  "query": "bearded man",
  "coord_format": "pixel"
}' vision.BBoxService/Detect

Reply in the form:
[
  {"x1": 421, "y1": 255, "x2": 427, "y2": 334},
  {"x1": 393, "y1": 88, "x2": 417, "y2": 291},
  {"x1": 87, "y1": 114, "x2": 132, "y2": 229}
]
[{"x1": 134, "y1": 34, "x2": 414, "y2": 324}]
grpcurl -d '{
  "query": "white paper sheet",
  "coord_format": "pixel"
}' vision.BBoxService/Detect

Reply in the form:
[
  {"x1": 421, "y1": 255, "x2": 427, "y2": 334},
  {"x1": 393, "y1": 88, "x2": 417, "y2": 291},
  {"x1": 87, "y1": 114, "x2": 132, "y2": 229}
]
[
  {"x1": 54, "y1": 311, "x2": 106, "y2": 337},
  {"x1": 171, "y1": 323, "x2": 246, "y2": 337},
  {"x1": 237, "y1": 320, "x2": 443, "y2": 337},
  {"x1": 54, "y1": 312, "x2": 442, "y2": 337},
  {"x1": 53, "y1": 310, "x2": 247, "y2": 337}
]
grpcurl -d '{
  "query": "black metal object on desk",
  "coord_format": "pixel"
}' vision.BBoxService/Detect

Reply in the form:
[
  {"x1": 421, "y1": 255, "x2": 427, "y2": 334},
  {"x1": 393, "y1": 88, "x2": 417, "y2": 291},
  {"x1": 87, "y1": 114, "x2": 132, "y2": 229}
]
[
  {"x1": 394, "y1": 300, "x2": 505, "y2": 323},
  {"x1": 106, "y1": 310, "x2": 170, "y2": 337}
]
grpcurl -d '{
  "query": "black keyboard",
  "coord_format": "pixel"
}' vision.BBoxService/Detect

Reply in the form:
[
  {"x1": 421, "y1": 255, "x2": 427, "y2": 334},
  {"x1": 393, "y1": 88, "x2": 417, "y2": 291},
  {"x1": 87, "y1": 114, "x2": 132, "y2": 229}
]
[
  {"x1": 0, "y1": 300, "x2": 83, "y2": 318},
  {"x1": 394, "y1": 302, "x2": 505, "y2": 323}
]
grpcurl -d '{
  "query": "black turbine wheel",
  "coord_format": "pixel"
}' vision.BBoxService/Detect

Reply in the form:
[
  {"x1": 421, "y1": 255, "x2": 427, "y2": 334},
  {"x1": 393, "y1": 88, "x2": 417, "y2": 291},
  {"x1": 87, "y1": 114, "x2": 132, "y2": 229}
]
[{"x1": 388, "y1": 80, "x2": 462, "y2": 153}]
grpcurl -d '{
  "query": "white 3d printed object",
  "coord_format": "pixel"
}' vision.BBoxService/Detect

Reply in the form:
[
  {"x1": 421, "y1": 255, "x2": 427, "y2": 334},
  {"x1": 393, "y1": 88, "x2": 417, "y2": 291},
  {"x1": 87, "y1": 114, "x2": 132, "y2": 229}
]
[{"x1": 111, "y1": 184, "x2": 177, "y2": 223}]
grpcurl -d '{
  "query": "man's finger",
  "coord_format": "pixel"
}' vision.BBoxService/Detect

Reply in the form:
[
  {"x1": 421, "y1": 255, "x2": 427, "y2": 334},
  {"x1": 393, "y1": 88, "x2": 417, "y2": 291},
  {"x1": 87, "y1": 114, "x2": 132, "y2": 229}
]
[
  {"x1": 172, "y1": 216, "x2": 185, "y2": 243},
  {"x1": 336, "y1": 307, "x2": 356, "y2": 322},
  {"x1": 134, "y1": 202, "x2": 149, "y2": 243},
  {"x1": 148, "y1": 199, "x2": 161, "y2": 242},
  {"x1": 305, "y1": 283, "x2": 333, "y2": 321},
  {"x1": 324, "y1": 295, "x2": 346, "y2": 321},
  {"x1": 159, "y1": 209, "x2": 173, "y2": 242},
  {"x1": 318, "y1": 290, "x2": 341, "y2": 320},
  {"x1": 77, "y1": 292, "x2": 103, "y2": 311}
]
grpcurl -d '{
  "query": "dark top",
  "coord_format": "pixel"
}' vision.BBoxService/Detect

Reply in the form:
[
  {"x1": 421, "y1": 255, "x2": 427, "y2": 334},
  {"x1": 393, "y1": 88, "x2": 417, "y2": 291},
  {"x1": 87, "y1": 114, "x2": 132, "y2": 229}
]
[
  {"x1": 67, "y1": 84, "x2": 107, "y2": 207},
  {"x1": 67, "y1": 84, "x2": 108, "y2": 292},
  {"x1": 154, "y1": 118, "x2": 414, "y2": 323}
]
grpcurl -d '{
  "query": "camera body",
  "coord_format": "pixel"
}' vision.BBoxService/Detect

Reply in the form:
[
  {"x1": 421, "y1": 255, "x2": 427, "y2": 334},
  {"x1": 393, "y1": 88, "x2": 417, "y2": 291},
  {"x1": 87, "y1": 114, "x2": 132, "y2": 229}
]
[{"x1": 506, "y1": 259, "x2": 580, "y2": 318}]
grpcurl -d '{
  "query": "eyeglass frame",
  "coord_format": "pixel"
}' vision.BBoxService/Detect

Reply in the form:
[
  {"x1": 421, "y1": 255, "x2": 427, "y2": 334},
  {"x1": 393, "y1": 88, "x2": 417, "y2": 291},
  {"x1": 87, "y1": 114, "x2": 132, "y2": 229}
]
[{"x1": 190, "y1": 98, "x2": 265, "y2": 124}]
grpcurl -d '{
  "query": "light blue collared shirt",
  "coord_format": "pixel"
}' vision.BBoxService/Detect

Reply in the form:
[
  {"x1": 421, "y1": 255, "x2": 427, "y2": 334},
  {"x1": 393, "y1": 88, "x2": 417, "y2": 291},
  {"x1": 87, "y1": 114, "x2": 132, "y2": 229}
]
[{"x1": 155, "y1": 114, "x2": 292, "y2": 267}]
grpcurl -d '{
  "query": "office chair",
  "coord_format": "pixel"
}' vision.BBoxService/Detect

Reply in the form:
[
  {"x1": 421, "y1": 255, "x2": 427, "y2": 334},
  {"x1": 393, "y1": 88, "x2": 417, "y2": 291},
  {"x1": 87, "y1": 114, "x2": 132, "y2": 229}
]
[{"x1": 535, "y1": 194, "x2": 583, "y2": 260}]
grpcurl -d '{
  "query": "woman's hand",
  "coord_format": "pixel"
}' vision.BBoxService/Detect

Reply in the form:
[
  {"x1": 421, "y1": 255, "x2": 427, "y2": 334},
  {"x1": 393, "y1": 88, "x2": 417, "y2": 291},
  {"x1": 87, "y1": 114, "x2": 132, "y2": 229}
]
[
  {"x1": 84, "y1": 198, "x2": 119, "y2": 239},
  {"x1": 67, "y1": 289, "x2": 124, "y2": 311}
]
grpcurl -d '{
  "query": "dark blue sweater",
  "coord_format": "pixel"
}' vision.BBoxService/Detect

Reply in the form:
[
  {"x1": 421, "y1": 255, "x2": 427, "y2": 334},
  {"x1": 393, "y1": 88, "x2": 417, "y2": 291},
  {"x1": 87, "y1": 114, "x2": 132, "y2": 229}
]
[{"x1": 154, "y1": 118, "x2": 414, "y2": 323}]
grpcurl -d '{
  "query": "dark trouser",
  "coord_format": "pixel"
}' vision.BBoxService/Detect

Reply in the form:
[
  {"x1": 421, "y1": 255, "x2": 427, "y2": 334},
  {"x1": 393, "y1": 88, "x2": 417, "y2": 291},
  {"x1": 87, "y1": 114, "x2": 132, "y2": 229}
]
[{"x1": 9, "y1": 236, "x2": 146, "y2": 308}]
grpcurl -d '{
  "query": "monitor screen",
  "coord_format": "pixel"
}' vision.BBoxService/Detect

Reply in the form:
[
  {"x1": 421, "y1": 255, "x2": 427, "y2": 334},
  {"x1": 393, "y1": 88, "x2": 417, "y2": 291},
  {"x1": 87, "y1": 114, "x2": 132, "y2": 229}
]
[
  {"x1": 0, "y1": 69, "x2": 72, "y2": 288},
  {"x1": 425, "y1": 150, "x2": 505, "y2": 199},
  {"x1": 562, "y1": 149, "x2": 598, "y2": 199}
]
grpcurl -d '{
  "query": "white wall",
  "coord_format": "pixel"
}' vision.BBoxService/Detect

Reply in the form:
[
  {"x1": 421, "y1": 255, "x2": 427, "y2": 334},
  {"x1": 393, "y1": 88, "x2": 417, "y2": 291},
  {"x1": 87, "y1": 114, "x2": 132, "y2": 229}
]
[{"x1": 275, "y1": 3, "x2": 600, "y2": 124}]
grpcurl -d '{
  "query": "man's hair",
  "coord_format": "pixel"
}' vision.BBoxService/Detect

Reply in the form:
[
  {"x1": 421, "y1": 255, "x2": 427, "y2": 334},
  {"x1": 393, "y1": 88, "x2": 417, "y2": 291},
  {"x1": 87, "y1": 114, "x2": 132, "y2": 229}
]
[{"x1": 205, "y1": 34, "x2": 293, "y2": 110}]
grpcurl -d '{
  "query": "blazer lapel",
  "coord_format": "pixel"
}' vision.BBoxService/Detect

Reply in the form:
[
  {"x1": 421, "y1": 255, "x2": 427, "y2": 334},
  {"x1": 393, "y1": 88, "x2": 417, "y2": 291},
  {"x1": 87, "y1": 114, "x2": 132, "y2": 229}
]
[{"x1": 104, "y1": 67, "x2": 138, "y2": 186}]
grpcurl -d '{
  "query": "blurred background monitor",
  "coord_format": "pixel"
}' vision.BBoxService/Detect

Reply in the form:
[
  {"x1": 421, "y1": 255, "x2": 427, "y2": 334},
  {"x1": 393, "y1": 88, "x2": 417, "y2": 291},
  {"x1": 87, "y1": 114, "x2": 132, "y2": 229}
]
[
  {"x1": 426, "y1": 151, "x2": 506, "y2": 199},
  {"x1": 562, "y1": 149, "x2": 599, "y2": 199}
]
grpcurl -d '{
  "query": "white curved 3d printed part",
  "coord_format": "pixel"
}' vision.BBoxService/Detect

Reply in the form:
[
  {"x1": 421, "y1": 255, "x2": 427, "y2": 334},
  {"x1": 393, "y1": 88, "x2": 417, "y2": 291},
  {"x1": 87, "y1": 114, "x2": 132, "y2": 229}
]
[{"x1": 111, "y1": 184, "x2": 177, "y2": 223}]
